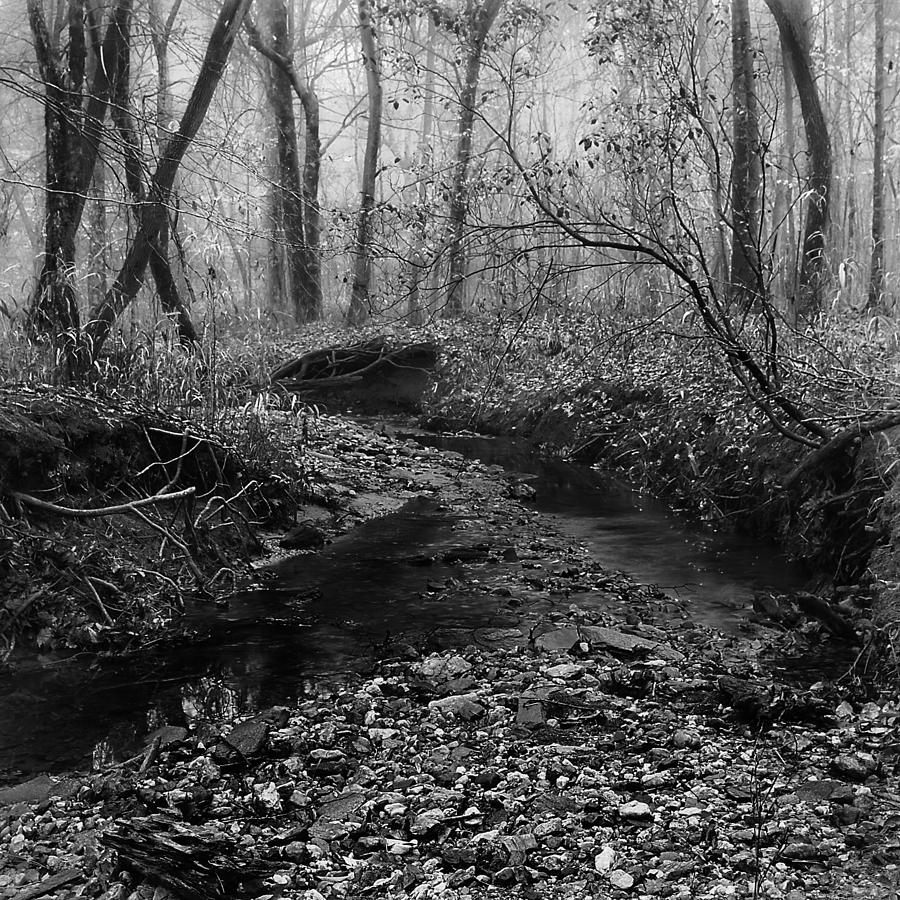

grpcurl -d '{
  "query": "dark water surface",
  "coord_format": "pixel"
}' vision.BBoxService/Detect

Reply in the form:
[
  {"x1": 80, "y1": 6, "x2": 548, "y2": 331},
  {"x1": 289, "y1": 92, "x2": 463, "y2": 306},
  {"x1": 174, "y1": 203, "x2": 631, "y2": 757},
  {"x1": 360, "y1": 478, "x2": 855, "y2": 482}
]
[
  {"x1": 0, "y1": 432, "x2": 808, "y2": 777},
  {"x1": 405, "y1": 432, "x2": 809, "y2": 632}
]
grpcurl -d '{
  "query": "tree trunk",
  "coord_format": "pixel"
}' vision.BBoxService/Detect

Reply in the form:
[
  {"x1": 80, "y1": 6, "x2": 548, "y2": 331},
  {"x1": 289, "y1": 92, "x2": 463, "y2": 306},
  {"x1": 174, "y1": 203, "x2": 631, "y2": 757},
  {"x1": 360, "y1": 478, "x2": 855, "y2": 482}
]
[
  {"x1": 260, "y1": 0, "x2": 316, "y2": 323},
  {"x1": 348, "y1": 0, "x2": 382, "y2": 326},
  {"x1": 445, "y1": 0, "x2": 503, "y2": 316},
  {"x1": 297, "y1": 56, "x2": 323, "y2": 317},
  {"x1": 26, "y1": 0, "x2": 130, "y2": 361},
  {"x1": 26, "y1": 0, "x2": 85, "y2": 342},
  {"x1": 79, "y1": 0, "x2": 252, "y2": 367},
  {"x1": 116, "y1": 0, "x2": 196, "y2": 343},
  {"x1": 405, "y1": 17, "x2": 435, "y2": 325},
  {"x1": 765, "y1": 0, "x2": 832, "y2": 318},
  {"x1": 868, "y1": 0, "x2": 886, "y2": 311},
  {"x1": 245, "y1": 13, "x2": 323, "y2": 321},
  {"x1": 729, "y1": 0, "x2": 763, "y2": 305}
]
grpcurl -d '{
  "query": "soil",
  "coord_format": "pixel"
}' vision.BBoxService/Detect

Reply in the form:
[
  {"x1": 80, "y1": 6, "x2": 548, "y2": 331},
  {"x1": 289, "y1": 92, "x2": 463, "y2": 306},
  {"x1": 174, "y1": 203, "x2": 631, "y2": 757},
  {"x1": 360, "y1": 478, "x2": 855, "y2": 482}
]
[{"x1": 0, "y1": 411, "x2": 897, "y2": 900}]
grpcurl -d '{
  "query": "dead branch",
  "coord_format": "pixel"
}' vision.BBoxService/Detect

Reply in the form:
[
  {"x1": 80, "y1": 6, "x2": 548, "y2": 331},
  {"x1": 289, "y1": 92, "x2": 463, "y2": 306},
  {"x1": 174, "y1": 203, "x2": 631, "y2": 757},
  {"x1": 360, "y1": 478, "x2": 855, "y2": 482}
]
[
  {"x1": 783, "y1": 410, "x2": 900, "y2": 489},
  {"x1": 10, "y1": 486, "x2": 195, "y2": 518}
]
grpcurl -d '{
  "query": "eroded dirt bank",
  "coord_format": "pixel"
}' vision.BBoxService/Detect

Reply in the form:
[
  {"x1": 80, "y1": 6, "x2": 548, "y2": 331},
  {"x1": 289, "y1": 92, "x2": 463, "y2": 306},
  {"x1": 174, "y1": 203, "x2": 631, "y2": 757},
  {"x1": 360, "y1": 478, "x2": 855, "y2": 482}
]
[{"x1": 0, "y1": 413, "x2": 897, "y2": 900}]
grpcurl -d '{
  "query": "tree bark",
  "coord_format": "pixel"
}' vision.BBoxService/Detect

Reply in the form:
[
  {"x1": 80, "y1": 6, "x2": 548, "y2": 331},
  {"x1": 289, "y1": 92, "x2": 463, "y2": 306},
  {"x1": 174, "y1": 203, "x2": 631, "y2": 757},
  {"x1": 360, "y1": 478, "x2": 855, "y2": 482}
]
[
  {"x1": 245, "y1": 13, "x2": 323, "y2": 321},
  {"x1": 764, "y1": 0, "x2": 832, "y2": 318},
  {"x1": 348, "y1": 0, "x2": 382, "y2": 326},
  {"x1": 868, "y1": 0, "x2": 886, "y2": 311},
  {"x1": 26, "y1": 0, "x2": 131, "y2": 359},
  {"x1": 729, "y1": 0, "x2": 763, "y2": 305},
  {"x1": 113, "y1": 0, "x2": 195, "y2": 343},
  {"x1": 79, "y1": 0, "x2": 252, "y2": 367},
  {"x1": 445, "y1": 0, "x2": 503, "y2": 316}
]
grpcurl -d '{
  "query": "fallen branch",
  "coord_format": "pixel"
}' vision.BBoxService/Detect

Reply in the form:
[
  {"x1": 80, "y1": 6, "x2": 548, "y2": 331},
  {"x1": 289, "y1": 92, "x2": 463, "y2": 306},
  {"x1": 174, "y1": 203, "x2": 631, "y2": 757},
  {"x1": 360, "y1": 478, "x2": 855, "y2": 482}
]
[
  {"x1": 783, "y1": 410, "x2": 900, "y2": 490},
  {"x1": 10, "y1": 486, "x2": 195, "y2": 518}
]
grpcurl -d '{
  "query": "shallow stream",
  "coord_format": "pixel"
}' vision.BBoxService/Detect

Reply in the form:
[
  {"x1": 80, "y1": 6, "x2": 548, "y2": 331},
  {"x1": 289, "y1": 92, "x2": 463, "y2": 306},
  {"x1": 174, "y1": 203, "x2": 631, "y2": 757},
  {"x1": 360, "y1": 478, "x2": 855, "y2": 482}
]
[{"x1": 0, "y1": 430, "x2": 810, "y2": 777}]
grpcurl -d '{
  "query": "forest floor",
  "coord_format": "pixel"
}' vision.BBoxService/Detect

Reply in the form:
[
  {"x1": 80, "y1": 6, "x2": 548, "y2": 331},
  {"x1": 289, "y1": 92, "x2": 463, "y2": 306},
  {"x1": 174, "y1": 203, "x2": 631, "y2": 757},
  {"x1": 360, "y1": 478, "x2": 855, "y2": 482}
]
[{"x1": 0, "y1": 409, "x2": 898, "y2": 900}]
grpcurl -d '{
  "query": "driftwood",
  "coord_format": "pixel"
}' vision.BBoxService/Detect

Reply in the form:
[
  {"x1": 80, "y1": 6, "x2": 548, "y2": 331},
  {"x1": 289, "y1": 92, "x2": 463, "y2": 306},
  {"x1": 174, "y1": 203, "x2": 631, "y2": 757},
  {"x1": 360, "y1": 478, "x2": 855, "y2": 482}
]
[
  {"x1": 102, "y1": 815, "x2": 279, "y2": 900},
  {"x1": 271, "y1": 336, "x2": 439, "y2": 390},
  {"x1": 794, "y1": 591, "x2": 858, "y2": 641}
]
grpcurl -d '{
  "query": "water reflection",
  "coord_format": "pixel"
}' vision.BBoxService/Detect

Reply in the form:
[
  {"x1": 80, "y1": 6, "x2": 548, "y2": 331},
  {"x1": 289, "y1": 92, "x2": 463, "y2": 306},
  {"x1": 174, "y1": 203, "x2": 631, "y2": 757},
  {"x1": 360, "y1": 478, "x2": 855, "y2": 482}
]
[
  {"x1": 0, "y1": 439, "x2": 809, "y2": 778},
  {"x1": 406, "y1": 432, "x2": 809, "y2": 630}
]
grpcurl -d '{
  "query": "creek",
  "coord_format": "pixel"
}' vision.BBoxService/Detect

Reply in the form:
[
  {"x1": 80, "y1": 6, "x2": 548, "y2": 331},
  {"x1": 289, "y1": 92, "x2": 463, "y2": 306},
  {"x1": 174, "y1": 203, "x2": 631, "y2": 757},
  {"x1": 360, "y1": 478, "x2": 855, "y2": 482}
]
[{"x1": 0, "y1": 430, "x2": 810, "y2": 778}]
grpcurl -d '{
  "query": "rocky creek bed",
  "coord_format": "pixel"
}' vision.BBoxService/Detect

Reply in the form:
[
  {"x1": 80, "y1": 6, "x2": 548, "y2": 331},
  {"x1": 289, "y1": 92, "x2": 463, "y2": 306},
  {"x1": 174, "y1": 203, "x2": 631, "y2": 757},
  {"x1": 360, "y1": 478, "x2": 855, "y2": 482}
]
[{"x1": 1, "y1": 414, "x2": 898, "y2": 900}]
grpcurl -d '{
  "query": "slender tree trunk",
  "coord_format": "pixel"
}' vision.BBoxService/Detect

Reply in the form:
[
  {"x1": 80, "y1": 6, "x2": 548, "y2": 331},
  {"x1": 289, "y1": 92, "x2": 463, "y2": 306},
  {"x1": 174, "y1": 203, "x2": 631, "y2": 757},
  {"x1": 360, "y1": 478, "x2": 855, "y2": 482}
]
[
  {"x1": 765, "y1": 0, "x2": 832, "y2": 317},
  {"x1": 348, "y1": 0, "x2": 382, "y2": 325},
  {"x1": 780, "y1": 40, "x2": 798, "y2": 300},
  {"x1": 80, "y1": 0, "x2": 251, "y2": 367},
  {"x1": 297, "y1": 52, "x2": 323, "y2": 316},
  {"x1": 119, "y1": 0, "x2": 196, "y2": 343},
  {"x1": 445, "y1": 0, "x2": 502, "y2": 316},
  {"x1": 729, "y1": 0, "x2": 763, "y2": 304},
  {"x1": 868, "y1": 0, "x2": 886, "y2": 311},
  {"x1": 405, "y1": 17, "x2": 435, "y2": 324},
  {"x1": 260, "y1": 0, "x2": 315, "y2": 323},
  {"x1": 245, "y1": 13, "x2": 323, "y2": 320}
]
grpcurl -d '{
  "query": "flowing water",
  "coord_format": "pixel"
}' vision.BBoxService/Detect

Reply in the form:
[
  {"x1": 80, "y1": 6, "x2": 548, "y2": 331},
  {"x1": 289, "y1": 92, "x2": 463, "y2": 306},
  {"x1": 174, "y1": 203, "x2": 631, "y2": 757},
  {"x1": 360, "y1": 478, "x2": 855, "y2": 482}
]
[{"x1": 0, "y1": 431, "x2": 811, "y2": 777}]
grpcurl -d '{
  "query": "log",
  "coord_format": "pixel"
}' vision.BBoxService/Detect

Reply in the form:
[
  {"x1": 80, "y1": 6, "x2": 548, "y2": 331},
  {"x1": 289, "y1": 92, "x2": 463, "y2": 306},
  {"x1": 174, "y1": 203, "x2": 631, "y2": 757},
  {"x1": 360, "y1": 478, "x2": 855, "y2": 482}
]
[
  {"x1": 101, "y1": 815, "x2": 279, "y2": 900},
  {"x1": 794, "y1": 591, "x2": 858, "y2": 641},
  {"x1": 271, "y1": 337, "x2": 439, "y2": 388}
]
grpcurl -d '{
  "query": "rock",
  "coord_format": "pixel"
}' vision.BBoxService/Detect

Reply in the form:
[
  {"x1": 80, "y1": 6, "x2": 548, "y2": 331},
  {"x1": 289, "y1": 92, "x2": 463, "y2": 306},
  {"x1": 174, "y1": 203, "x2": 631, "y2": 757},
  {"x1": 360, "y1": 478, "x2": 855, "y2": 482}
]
[
  {"x1": 782, "y1": 842, "x2": 824, "y2": 862},
  {"x1": 411, "y1": 809, "x2": 447, "y2": 836},
  {"x1": 543, "y1": 663, "x2": 584, "y2": 679},
  {"x1": 307, "y1": 748, "x2": 348, "y2": 776},
  {"x1": 796, "y1": 780, "x2": 855, "y2": 803},
  {"x1": 672, "y1": 729, "x2": 701, "y2": 749},
  {"x1": 580, "y1": 625, "x2": 684, "y2": 661},
  {"x1": 501, "y1": 834, "x2": 538, "y2": 854},
  {"x1": 279, "y1": 523, "x2": 326, "y2": 550},
  {"x1": 534, "y1": 626, "x2": 580, "y2": 652},
  {"x1": 619, "y1": 800, "x2": 653, "y2": 821},
  {"x1": 316, "y1": 792, "x2": 365, "y2": 821},
  {"x1": 516, "y1": 695, "x2": 547, "y2": 726},
  {"x1": 595, "y1": 846, "x2": 616, "y2": 872},
  {"x1": 416, "y1": 655, "x2": 472, "y2": 682},
  {"x1": 0, "y1": 776, "x2": 54, "y2": 808},
  {"x1": 832, "y1": 753, "x2": 877, "y2": 781},
  {"x1": 427, "y1": 694, "x2": 485, "y2": 721},
  {"x1": 221, "y1": 718, "x2": 269, "y2": 760},
  {"x1": 609, "y1": 869, "x2": 635, "y2": 889}
]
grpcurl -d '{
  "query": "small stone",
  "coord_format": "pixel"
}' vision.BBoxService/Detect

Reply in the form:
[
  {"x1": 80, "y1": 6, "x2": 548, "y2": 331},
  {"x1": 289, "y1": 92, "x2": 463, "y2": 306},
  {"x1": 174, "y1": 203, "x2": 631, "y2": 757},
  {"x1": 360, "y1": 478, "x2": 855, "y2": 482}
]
[
  {"x1": 609, "y1": 869, "x2": 635, "y2": 889},
  {"x1": 672, "y1": 730, "x2": 700, "y2": 749},
  {"x1": 534, "y1": 626, "x2": 580, "y2": 652},
  {"x1": 428, "y1": 694, "x2": 485, "y2": 721},
  {"x1": 833, "y1": 752, "x2": 877, "y2": 781},
  {"x1": 619, "y1": 800, "x2": 653, "y2": 820},
  {"x1": 595, "y1": 846, "x2": 616, "y2": 872},
  {"x1": 410, "y1": 809, "x2": 446, "y2": 836},
  {"x1": 544, "y1": 663, "x2": 584, "y2": 679}
]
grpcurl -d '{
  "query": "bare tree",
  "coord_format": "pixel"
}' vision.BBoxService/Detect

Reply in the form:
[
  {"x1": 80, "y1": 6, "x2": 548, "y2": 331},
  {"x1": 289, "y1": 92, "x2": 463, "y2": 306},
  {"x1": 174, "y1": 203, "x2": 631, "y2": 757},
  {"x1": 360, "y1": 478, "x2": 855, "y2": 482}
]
[
  {"x1": 245, "y1": 3, "x2": 324, "y2": 321},
  {"x1": 729, "y1": 0, "x2": 762, "y2": 304},
  {"x1": 348, "y1": 0, "x2": 382, "y2": 325},
  {"x1": 764, "y1": 0, "x2": 832, "y2": 317},
  {"x1": 26, "y1": 0, "x2": 130, "y2": 350},
  {"x1": 445, "y1": 0, "x2": 503, "y2": 315},
  {"x1": 868, "y1": 0, "x2": 885, "y2": 311},
  {"x1": 79, "y1": 0, "x2": 253, "y2": 367}
]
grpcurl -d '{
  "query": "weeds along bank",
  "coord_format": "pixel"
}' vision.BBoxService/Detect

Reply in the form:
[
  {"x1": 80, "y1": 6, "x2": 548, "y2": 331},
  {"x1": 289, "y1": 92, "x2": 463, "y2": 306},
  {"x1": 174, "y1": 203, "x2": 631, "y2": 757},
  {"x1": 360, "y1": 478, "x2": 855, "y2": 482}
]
[
  {"x1": 0, "y1": 339, "x2": 312, "y2": 660},
  {"x1": 426, "y1": 312, "x2": 899, "y2": 599}
]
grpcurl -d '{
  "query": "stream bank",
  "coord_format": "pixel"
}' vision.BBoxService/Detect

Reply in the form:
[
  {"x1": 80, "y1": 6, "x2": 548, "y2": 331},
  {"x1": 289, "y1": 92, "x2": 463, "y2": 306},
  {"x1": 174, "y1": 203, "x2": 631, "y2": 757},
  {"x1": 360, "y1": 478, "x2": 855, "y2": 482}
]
[{"x1": 1, "y1": 412, "x2": 896, "y2": 900}]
